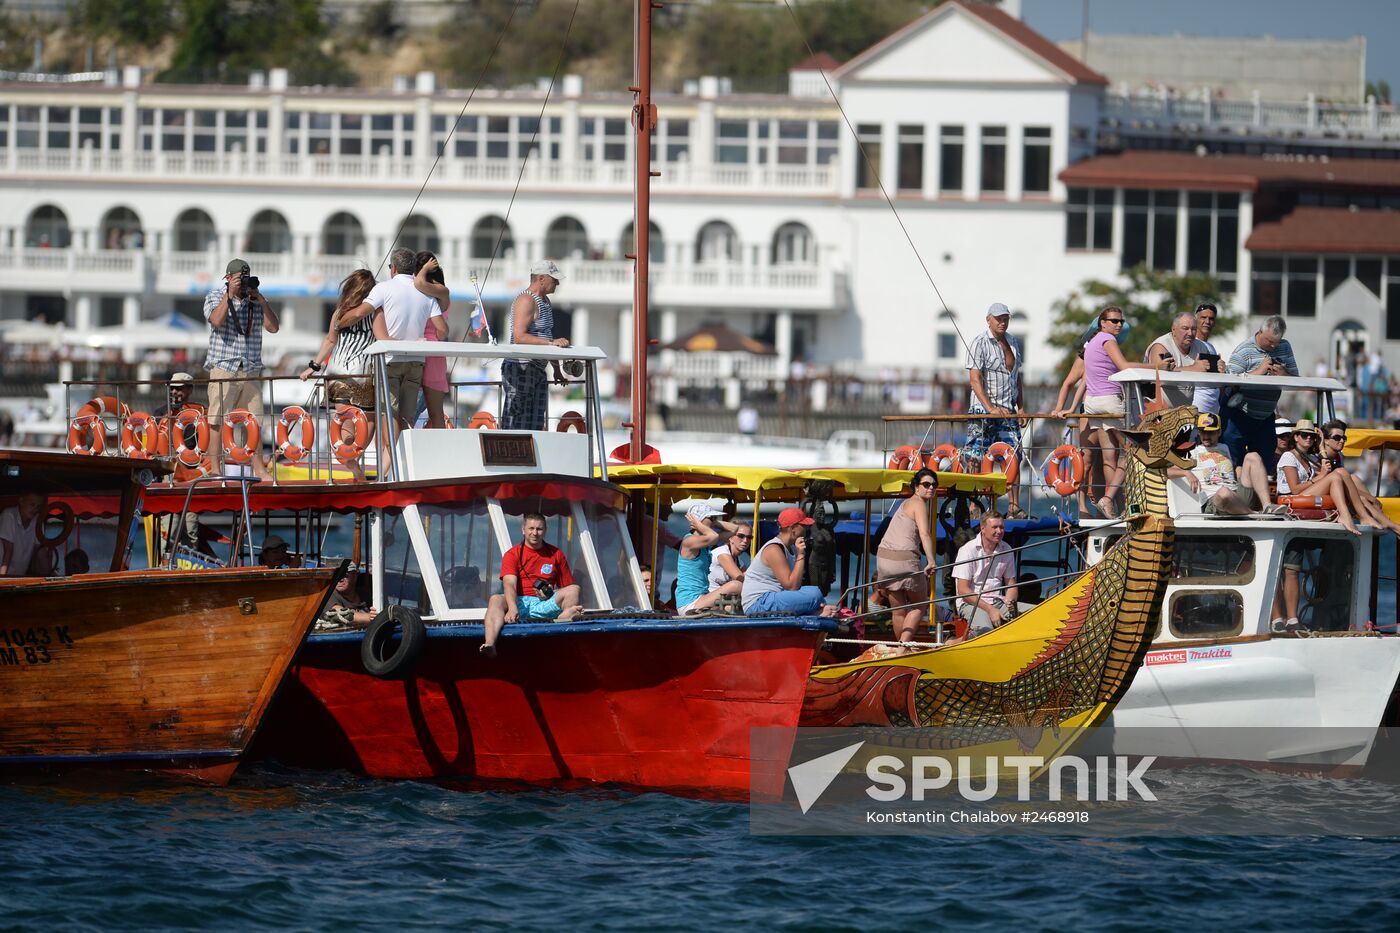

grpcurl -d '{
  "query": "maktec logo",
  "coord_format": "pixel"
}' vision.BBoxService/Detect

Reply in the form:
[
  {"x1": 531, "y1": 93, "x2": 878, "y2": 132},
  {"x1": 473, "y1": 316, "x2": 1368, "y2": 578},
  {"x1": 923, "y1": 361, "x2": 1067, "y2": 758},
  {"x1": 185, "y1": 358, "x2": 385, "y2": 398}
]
[{"x1": 1146, "y1": 649, "x2": 1188, "y2": 666}]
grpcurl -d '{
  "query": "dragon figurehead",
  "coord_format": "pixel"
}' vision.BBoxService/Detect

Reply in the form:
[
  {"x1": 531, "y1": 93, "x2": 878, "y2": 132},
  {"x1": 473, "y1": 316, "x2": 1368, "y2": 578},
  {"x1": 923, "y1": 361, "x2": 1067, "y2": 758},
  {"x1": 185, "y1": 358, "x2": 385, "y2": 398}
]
[{"x1": 1120, "y1": 403, "x2": 1199, "y2": 517}]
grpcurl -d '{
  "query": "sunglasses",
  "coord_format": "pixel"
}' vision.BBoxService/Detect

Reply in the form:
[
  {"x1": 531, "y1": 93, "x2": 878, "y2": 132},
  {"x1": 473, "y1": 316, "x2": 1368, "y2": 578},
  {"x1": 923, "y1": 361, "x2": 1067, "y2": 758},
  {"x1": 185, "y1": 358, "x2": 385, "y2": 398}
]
[
  {"x1": 733, "y1": 533, "x2": 751, "y2": 539},
  {"x1": 1103, "y1": 318, "x2": 1124, "y2": 324},
  {"x1": 1328, "y1": 434, "x2": 1346, "y2": 442},
  {"x1": 1295, "y1": 432, "x2": 1317, "y2": 439},
  {"x1": 917, "y1": 481, "x2": 936, "y2": 489}
]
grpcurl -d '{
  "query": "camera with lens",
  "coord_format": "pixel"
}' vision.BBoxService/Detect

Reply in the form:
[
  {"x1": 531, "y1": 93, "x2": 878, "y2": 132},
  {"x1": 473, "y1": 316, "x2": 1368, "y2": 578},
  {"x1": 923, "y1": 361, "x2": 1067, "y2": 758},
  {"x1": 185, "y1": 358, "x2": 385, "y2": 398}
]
[
  {"x1": 533, "y1": 579, "x2": 555, "y2": 600},
  {"x1": 243, "y1": 275, "x2": 261, "y2": 291},
  {"x1": 561, "y1": 359, "x2": 584, "y2": 379}
]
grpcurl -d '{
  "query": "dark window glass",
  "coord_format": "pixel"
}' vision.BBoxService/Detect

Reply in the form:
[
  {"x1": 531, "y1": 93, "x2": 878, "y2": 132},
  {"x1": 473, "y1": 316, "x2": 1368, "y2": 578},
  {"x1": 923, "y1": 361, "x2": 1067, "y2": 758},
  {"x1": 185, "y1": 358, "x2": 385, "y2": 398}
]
[
  {"x1": 1186, "y1": 213, "x2": 1212, "y2": 272},
  {"x1": 1216, "y1": 213, "x2": 1238, "y2": 272},
  {"x1": 1387, "y1": 279, "x2": 1400, "y2": 340},
  {"x1": 980, "y1": 125, "x2": 1006, "y2": 193},
  {"x1": 1168, "y1": 592, "x2": 1244, "y2": 638},
  {"x1": 1356, "y1": 258, "x2": 1383, "y2": 296},
  {"x1": 1066, "y1": 209, "x2": 1088, "y2": 249},
  {"x1": 1021, "y1": 126, "x2": 1051, "y2": 193},
  {"x1": 898, "y1": 141, "x2": 923, "y2": 190},
  {"x1": 1324, "y1": 258, "x2": 1351, "y2": 295},
  {"x1": 1122, "y1": 211, "x2": 1147, "y2": 269},
  {"x1": 938, "y1": 334, "x2": 959, "y2": 359},
  {"x1": 940, "y1": 140, "x2": 963, "y2": 192},
  {"x1": 856, "y1": 123, "x2": 881, "y2": 190}
]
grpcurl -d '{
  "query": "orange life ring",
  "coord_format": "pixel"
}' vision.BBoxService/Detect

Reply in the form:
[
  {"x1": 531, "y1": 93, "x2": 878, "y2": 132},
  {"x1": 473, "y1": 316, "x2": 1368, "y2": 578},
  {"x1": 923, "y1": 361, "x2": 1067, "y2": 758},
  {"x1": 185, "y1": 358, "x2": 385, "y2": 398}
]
[
  {"x1": 330, "y1": 405, "x2": 370, "y2": 463},
  {"x1": 557, "y1": 410, "x2": 586, "y2": 433},
  {"x1": 1276, "y1": 494, "x2": 1336, "y2": 511},
  {"x1": 1044, "y1": 445, "x2": 1085, "y2": 497},
  {"x1": 172, "y1": 409, "x2": 211, "y2": 467},
  {"x1": 888, "y1": 445, "x2": 921, "y2": 471},
  {"x1": 467, "y1": 410, "x2": 497, "y2": 430},
  {"x1": 221, "y1": 409, "x2": 262, "y2": 465},
  {"x1": 926, "y1": 443, "x2": 963, "y2": 473},
  {"x1": 35, "y1": 501, "x2": 75, "y2": 547},
  {"x1": 276, "y1": 406, "x2": 315, "y2": 462},
  {"x1": 67, "y1": 414, "x2": 106, "y2": 456},
  {"x1": 76, "y1": 395, "x2": 130, "y2": 421},
  {"x1": 120, "y1": 412, "x2": 160, "y2": 460},
  {"x1": 982, "y1": 441, "x2": 1020, "y2": 486}
]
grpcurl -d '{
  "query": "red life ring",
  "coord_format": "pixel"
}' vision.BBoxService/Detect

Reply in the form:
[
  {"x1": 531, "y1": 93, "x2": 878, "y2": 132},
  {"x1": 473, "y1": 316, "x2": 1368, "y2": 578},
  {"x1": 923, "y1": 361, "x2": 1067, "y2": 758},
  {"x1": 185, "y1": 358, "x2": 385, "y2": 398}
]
[
  {"x1": 467, "y1": 410, "x2": 497, "y2": 430},
  {"x1": 120, "y1": 412, "x2": 160, "y2": 460},
  {"x1": 556, "y1": 410, "x2": 587, "y2": 433},
  {"x1": 221, "y1": 409, "x2": 262, "y2": 465},
  {"x1": 982, "y1": 441, "x2": 1020, "y2": 486},
  {"x1": 276, "y1": 406, "x2": 315, "y2": 462},
  {"x1": 67, "y1": 414, "x2": 106, "y2": 456},
  {"x1": 173, "y1": 410, "x2": 211, "y2": 467},
  {"x1": 330, "y1": 405, "x2": 370, "y2": 463},
  {"x1": 926, "y1": 443, "x2": 963, "y2": 473},
  {"x1": 1044, "y1": 445, "x2": 1085, "y2": 497},
  {"x1": 35, "y1": 501, "x2": 75, "y2": 547},
  {"x1": 76, "y1": 395, "x2": 130, "y2": 421},
  {"x1": 1276, "y1": 494, "x2": 1336, "y2": 511},
  {"x1": 888, "y1": 445, "x2": 921, "y2": 471}
]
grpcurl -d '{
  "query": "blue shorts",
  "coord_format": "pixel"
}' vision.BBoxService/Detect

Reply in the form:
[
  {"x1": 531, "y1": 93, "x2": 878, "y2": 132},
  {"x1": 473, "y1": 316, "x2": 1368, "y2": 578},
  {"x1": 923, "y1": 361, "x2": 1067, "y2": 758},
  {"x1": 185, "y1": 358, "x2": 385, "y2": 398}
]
[
  {"x1": 964, "y1": 416, "x2": 1019, "y2": 457},
  {"x1": 517, "y1": 594, "x2": 563, "y2": 621}
]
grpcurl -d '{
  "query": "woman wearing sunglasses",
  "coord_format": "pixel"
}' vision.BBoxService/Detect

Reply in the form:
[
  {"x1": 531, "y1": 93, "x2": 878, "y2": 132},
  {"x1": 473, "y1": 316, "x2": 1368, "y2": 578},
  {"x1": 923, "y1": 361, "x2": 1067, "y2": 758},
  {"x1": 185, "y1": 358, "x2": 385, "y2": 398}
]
[
  {"x1": 1320, "y1": 420, "x2": 1400, "y2": 538},
  {"x1": 876, "y1": 467, "x2": 940, "y2": 642},
  {"x1": 1081, "y1": 306, "x2": 1134, "y2": 518},
  {"x1": 1276, "y1": 420, "x2": 1361, "y2": 535}
]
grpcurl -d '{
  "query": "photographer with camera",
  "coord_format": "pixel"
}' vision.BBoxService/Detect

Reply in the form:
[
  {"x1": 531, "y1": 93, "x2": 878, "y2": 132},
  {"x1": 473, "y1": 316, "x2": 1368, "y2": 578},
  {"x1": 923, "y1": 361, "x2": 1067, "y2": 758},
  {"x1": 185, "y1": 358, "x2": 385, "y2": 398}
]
[
  {"x1": 741, "y1": 508, "x2": 837, "y2": 618},
  {"x1": 480, "y1": 513, "x2": 583, "y2": 657},
  {"x1": 1142, "y1": 311, "x2": 1212, "y2": 408},
  {"x1": 204, "y1": 258, "x2": 279, "y2": 479},
  {"x1": 1193, "y1": 302, "x2": 1223, "y2": 414},
  {"x1": 1224, "y1": 315, "x2": 1298, "y2": 473}
]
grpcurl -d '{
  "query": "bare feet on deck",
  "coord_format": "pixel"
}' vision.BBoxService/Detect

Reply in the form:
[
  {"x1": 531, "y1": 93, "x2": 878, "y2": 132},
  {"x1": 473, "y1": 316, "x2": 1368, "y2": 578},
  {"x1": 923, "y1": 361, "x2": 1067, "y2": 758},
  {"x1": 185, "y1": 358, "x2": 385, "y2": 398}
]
[
  {"x1": 479, "y1": 643, "x2": 497, "y2": 659},
  {"x1": 558, "y1": 606, "x2": 584, "y2": 622}
]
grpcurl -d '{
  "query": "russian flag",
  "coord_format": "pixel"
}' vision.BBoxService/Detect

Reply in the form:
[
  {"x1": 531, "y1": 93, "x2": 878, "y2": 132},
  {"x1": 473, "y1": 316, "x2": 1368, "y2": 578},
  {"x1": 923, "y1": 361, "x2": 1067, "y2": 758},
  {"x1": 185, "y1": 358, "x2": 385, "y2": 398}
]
[{"x1": 469, "y1": 297, "x2": 487, "y2": 336}]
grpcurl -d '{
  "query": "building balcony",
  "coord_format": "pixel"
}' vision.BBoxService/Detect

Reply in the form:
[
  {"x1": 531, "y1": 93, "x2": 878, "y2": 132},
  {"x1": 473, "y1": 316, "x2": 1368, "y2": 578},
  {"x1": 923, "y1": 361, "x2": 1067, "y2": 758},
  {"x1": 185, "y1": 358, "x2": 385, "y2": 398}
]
[
  {"x1": 0, "y1": 147, "x2": 841, "y2": 195},
  {"x1": 0, "y1": 247, "x2": 846, "y2": 313},
  {"x1": 1102, "y1": 91, "x2": 1400, "y2": 143}
]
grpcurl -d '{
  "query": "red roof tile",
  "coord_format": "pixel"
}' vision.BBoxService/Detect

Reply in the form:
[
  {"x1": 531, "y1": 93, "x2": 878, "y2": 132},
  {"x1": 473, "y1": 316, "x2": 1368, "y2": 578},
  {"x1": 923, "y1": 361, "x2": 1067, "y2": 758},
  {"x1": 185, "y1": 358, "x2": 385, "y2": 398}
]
[
  {"x1": 1245, "y1": 207, "x2": 1400, "y2": 255},
  {"x1": 837, "y1": 0, "x2": 1107, "y2": 86},
  {"x1": 792, "y1": 52, "x2": 842, "y2": 72},
  {"x1": 1060, "y1": 151, "x2": 1400, "y2": 192}
]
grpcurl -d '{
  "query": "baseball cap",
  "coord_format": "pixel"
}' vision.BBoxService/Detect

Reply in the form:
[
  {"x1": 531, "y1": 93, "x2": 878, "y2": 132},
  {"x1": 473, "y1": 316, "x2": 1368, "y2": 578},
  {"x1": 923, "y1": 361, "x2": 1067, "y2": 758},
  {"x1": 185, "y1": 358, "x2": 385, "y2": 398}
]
[
  {"x1": 169, "y1": 372, "x2": 194, "y2": 387},
  {"x1": 1275, "y1": 418, "x2": 1293, "y2": 436},
  {"x1": 1195, "y1": 412, "x2": 1221, "y2": 431},
  {"x1": 686, "y1": 502, "x2": 724, "y2": 524},
  {"x1": 226, "y1": 258, "x2": 251, "y2": 276},
  {"x1": 530, "y1": 259, "x2": 564, "y2": 280},
  {"x1": 777, "y1": 507, "x2": 815, "y2": 529},
  {"x1": 986, "y1": 302, "x2": 1011, "y2": 319},
  {"x1": 262, "y1": 535, "x2": 288, "y2": 550}
]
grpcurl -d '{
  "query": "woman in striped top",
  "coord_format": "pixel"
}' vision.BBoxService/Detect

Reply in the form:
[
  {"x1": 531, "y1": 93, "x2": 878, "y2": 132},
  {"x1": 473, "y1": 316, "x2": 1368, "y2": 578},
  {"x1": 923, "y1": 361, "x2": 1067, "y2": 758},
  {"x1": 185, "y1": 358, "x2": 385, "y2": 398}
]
[{"x1": 302, "y1": 270, "x2": 378, "y2": 479}]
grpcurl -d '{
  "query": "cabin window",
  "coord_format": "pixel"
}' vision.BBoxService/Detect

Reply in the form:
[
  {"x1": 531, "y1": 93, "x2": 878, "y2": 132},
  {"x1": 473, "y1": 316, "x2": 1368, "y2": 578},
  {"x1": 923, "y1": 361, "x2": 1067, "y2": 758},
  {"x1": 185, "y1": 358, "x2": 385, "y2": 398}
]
[
  {"x1": 1172, "y1": 536, "x2": 1255, "y2": 584},
  {"x1": 584, "y1": 501, "x2": 645, "y2": 610},
  {"x1": 1168, "y1": 591, "x2": 1244, "y2": 639},
  {"x1": 420, "y1": 502, "x2": 502, "y2": 610},
  {"x1": 381, "y1": 510, "x2": 430, "y2": 617},
  {"x1": 1282, "y1": 535, "x2": 1356, "y2": 632}
]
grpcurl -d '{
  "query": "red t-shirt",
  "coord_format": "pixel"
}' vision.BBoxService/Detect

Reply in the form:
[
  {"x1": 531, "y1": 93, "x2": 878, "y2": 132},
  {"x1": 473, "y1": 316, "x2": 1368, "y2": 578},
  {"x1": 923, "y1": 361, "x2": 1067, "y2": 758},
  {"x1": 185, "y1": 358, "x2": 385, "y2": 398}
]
[{"x1": 500, "y1": 543, "x2": 574, "y2": 597}]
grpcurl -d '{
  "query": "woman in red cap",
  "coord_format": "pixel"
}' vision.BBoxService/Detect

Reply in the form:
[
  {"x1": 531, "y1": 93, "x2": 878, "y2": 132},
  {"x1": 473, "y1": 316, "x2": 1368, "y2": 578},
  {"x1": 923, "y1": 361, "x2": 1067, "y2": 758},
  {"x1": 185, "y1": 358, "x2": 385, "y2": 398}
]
[{"x1": 740, "y1": 507, "x2": 838, "y2": 617}]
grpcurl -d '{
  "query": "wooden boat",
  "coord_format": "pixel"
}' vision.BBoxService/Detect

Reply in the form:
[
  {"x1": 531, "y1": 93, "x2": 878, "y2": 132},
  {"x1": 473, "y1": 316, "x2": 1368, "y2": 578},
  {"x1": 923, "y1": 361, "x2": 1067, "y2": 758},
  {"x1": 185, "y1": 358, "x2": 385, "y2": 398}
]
[
  {"x1": 0, "y1": 450, "x2": 338, "y2": 784},
  {"x1": 104, "y1": 343, "x2": 834, "y2": 797}
]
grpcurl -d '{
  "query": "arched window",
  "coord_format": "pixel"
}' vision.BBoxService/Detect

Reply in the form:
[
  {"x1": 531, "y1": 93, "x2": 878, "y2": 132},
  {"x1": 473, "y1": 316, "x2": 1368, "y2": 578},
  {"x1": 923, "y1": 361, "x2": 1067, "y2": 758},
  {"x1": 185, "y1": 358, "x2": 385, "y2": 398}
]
[
  {"x1": 397, "y1": 214, "x2": 440, "y2": 254},
  {"x1": 100, "y1": 206, "x2": 143, "y2": 250},
  {"x1": 25, "y1": 205, "x2": 70, "y2": 248},
  {"x1": 174, "y1": 208, "x2": 217, "y2": 252},
  {"x1": 695, "y1": 220, "x2": 738, "y2": 263},
  {"x1": 471, "y1": 215, "x2": 514, "y2": 261},
  {"x1": 620, "y1": 220, "x2": 665, "y2": 263},
  {"x1": 771, "y1": 222, "x2": 814, "y2": 265},
  {"x1": 321, "y1": 211, "x2": 365, "y2": 256},
  {"x1": 247, "y1": 209, "x2": 292, "y2": 254},
  {"x1": 545, "y1": 216, "x2": 589, "y2": 260}
]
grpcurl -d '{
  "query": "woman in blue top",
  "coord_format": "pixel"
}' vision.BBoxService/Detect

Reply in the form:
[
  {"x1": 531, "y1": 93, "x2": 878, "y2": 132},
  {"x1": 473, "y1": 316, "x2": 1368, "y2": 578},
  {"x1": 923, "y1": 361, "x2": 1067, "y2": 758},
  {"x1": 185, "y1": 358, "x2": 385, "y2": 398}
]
[{"x1": 675, "y1": 503, "x2": 744, "y2": 615}]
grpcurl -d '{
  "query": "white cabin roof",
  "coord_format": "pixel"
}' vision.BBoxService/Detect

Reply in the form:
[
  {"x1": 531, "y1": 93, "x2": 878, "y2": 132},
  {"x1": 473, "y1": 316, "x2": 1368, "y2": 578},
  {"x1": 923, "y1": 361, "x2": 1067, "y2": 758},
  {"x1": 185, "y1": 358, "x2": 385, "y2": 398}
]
[
  {"x1": 364, "y1": 341, "x2": 608, "y2": 362},
  {"x1": 1111, "y1": 368, "x2": 1347, "y2": 393}
]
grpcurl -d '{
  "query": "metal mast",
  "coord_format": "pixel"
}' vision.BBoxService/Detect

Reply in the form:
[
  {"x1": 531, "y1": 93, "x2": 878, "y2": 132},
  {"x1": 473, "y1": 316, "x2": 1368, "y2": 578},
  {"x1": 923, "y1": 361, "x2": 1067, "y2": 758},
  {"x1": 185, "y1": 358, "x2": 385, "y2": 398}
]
[{"x1": 626, "y1": 0, "x2": 660, "y2": 463}]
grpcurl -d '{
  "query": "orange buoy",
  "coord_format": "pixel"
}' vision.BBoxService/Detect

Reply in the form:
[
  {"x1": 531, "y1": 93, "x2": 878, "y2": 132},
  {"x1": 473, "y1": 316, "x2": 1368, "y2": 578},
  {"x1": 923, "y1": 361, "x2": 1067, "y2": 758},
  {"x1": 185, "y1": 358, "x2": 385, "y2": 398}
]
[
  {"x1": 67, "y1": 414, "x2": 106, "y2": 456},
  {"x1": 1276, "y1": 494, "x2": 1336, "y2": 511},
  {"x1": 982, "y1": 441, "x2": 1020, "y2": 486},
  {"x1": 330, "y1": 405, "x2": 370, "y2": 463},
  {"x1": 926, "y1": 443, "x2": 962, "y2": 473},
  {"x1": 1044, "y1": 445, "x2": 1085, "y2": 497},
  {"x1": 556, "y1": 410, "x2": 587, "y2": 433},
  {"x1": 120, "y1": 412, "x2": 160, "y2": 460},
  {"x1": 172, "y1": 410, "x2": 211, "y2": 468},
  {"x1": 467, "y1": 410, "x2": 497, "y2": 430},
  {"x1": 221, "y1": 409, "x2": 262, "y2": 465},
  {"x1": 888, "y1": 445, "x2": 921, "y2": 471},
  {"x1": 276, "y1": 406, "x2": 315, "y2": 462}
]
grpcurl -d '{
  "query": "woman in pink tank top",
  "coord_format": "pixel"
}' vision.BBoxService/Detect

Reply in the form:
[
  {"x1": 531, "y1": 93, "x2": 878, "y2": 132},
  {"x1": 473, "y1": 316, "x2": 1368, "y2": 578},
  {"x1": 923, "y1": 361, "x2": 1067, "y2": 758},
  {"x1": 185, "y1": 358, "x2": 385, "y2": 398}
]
[{"x1": 1081, "y1": 307, "x2": 1132, "y2": 518}]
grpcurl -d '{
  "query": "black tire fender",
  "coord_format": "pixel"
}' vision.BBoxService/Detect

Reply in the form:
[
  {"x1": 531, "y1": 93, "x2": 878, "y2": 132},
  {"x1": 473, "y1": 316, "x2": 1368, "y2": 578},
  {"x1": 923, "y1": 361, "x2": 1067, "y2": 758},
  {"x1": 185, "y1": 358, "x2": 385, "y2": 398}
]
[{"x1": 361, "y1": 605, "x2": 426, "y2": 679}]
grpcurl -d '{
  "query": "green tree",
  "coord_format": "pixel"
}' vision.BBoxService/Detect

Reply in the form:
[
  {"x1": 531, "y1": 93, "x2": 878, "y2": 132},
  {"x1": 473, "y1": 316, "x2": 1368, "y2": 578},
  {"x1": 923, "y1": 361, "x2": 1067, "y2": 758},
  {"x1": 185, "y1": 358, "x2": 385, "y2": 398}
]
[
  {"x1": 71, "y1": 0, "x2": 176, "y2": 48},
  {"x1": 1366, "y1": 79, "x2": 1391, "y2": 104},
  {"x1": 1047, "y1": 265, "x2": 1240, "y2": 375},
  {"x1": 162, "y1": 0, "x2": 353, "y2": 85}
]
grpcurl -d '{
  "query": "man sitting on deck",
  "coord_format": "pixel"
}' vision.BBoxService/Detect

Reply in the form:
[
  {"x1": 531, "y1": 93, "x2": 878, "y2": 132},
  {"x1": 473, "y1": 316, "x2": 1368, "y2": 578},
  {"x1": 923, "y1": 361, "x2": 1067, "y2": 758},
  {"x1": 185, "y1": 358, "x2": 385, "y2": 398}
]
[
  {"x1": 1173, "y1": 412, "x2": 1287, "y2": 516},
  {"x1": 741, "y1": 508, "x2": 838, "y2": 618},
  {"x1": 953, "y1": 513, "x2": 1033, "y2": 636},
  {"x1": 481, "y1": 513, "x2": 583, "y2": 657}
]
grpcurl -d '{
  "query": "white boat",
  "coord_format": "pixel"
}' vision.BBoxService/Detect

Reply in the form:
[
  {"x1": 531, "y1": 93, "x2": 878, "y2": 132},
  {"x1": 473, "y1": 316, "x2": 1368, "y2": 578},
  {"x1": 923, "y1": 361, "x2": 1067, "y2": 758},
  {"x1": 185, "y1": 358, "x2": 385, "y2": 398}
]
[{"x1": 1084, "y1": 369, "x2": 1400, "y2": 771}]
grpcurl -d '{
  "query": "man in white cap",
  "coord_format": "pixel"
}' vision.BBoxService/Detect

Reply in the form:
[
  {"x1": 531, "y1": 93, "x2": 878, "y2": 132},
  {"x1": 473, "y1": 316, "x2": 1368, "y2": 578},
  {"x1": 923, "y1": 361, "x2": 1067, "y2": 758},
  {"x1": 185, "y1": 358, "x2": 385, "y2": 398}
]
[
  {"x1": 502, "y1": 259, "x2": 571, "y2": 430},
  {"x1": 674, "y1": 502, "x2": 745, "y2": 615},
  {"x1": 965, "y1": 302, "x2": 1025, "y2": 517},
  {"x1": 153, "y1": 371, "x2": 203, "y2": 454}
]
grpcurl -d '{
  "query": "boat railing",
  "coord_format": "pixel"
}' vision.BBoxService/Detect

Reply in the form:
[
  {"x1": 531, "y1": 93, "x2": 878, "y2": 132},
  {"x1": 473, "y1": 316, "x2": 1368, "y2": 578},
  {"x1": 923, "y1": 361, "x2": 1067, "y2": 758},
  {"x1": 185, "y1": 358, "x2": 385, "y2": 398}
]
[
  {"x1": 60, "y1": 340, "x2": 611, "y2": 484},
  {"x1": 167, "y1": 474, "x2": 260, "y2": 568}
]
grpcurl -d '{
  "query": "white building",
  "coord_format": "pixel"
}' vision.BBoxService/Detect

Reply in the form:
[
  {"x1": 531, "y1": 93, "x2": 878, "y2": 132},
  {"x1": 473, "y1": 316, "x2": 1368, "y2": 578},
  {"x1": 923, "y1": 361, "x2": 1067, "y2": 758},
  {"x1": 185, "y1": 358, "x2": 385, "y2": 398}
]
[{"x1": 1, "y1": 0, "x2": 1397, "y2": 386}]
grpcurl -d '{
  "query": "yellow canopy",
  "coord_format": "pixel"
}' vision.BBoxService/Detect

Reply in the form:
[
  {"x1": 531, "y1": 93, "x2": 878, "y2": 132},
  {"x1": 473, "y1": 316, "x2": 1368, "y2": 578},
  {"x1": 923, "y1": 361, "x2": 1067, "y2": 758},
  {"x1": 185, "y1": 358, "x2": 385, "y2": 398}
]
[
  {"x1": 602, "y1": 464, "x2": 1005, "y2": 503},
  {"x1": 1343, "y1": 429, "x2": 1400, "y2": 457}
]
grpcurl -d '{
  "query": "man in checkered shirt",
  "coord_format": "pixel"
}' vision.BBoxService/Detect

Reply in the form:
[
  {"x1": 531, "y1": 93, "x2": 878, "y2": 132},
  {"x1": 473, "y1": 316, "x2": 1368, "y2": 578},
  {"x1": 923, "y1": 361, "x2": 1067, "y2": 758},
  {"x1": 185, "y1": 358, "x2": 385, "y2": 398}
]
[
  {"x1": 204, "y1": 258, "x2": 279, "y2": 478},
  {"x1": 964, "y1": 302, "x2": 1025, "y2": 517}
]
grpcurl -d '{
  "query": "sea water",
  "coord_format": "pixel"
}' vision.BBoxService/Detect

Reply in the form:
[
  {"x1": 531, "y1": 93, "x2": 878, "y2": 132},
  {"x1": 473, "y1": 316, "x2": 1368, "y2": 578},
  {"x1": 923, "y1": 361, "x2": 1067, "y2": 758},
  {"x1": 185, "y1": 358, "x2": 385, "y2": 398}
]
[{"x1": 3, "y1": 765, "x2": 1400, "y2": 930}]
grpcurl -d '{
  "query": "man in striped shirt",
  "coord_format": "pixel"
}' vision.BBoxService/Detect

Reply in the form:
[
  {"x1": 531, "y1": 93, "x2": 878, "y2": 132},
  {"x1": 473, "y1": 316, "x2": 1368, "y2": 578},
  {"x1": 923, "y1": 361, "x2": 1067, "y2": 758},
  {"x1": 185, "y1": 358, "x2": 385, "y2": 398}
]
[
  {"x1": 965, "y1": 302, "x2": 1025, "y2": 516},
  {"x1": 1223, "y1": 314, "x2": 1298, "y2": 473}
]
